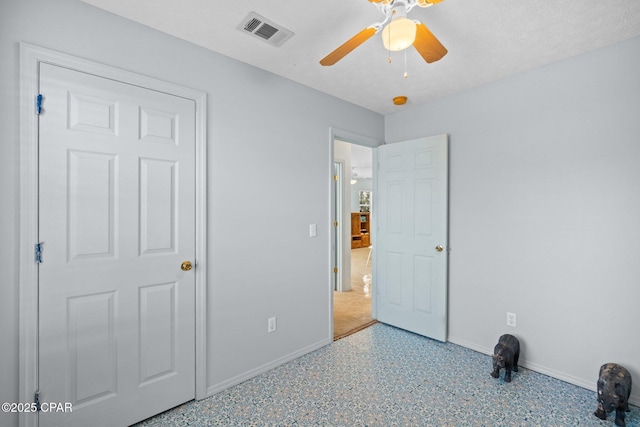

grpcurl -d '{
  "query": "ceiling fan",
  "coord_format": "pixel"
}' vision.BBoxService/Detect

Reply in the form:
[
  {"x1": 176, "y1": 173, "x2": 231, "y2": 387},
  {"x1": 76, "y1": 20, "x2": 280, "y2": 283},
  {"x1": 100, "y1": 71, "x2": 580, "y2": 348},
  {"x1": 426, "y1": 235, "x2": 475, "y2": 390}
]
[{"x1": 320, "y1": 0, "x2": 447, "y2": 66}]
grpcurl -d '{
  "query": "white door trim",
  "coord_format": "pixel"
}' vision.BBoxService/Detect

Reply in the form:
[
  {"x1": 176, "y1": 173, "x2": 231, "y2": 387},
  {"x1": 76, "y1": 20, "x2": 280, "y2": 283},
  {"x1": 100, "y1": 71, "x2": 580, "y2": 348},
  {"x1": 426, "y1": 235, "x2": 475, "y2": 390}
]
[
  {"x1": 333, "y1": 161, "x2": 344, "y2": 292},
  {"x1": 19, "y1": 43, "x2": 208, "y2": 427}
]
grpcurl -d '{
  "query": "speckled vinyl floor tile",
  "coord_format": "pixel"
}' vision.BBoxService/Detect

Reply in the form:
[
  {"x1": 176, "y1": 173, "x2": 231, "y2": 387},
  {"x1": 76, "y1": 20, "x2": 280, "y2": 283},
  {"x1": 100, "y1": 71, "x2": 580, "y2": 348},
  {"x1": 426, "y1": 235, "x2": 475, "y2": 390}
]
[{"x1": 135, "y1": 323, "x2": 639, "y2": 426}]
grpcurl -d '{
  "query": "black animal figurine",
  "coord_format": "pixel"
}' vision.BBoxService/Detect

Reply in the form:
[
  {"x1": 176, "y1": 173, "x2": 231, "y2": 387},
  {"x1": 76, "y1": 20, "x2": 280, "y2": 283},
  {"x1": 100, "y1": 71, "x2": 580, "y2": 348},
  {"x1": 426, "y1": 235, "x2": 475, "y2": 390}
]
[
  {"x1": 594, "y1": 363, "x2": 632, "y2": 427},
  {"x1": 490, "y1": 334, "x2": 520, "y2": 382}
]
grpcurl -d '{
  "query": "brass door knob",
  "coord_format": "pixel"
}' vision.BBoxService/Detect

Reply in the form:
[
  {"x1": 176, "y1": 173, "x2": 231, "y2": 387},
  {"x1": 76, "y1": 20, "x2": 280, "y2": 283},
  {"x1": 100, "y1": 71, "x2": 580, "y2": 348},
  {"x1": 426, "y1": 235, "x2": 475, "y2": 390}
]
[
  {"x1": 435, "y1": 245, "x2": 444, "y2": 252},
  {"x1": 181, "y1": 261, "x2": 193, "y2": 271}
]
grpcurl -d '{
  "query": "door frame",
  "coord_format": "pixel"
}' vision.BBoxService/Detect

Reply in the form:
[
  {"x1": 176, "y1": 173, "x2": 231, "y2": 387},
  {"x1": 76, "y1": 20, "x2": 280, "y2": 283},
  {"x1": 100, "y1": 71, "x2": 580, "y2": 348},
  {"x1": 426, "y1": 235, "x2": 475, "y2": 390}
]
[
  {"x1": 18, "y1": 43, "x2": 208, "y2": 427},
  {"x1": 332, "y1": 161, "x2": 344, "y2": 292}
]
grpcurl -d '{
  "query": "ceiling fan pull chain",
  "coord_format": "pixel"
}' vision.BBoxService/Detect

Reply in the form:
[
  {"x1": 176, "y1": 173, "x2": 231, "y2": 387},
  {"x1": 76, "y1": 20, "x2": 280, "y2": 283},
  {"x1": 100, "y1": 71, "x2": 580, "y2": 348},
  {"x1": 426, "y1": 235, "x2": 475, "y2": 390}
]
[
  {"x1": 404, "y1": 49, "x2": 408, "y2": 78},
  {"x1": 387, "y1": 22, "x2": 392, "y2": 63}
]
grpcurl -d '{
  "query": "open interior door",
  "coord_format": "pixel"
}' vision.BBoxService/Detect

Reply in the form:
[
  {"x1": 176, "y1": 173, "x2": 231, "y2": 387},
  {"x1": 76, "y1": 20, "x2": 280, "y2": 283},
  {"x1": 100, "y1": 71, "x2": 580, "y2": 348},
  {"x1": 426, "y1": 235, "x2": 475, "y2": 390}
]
[{"x1": 373, "y1": 134, "x2": 448, "y2": 341}]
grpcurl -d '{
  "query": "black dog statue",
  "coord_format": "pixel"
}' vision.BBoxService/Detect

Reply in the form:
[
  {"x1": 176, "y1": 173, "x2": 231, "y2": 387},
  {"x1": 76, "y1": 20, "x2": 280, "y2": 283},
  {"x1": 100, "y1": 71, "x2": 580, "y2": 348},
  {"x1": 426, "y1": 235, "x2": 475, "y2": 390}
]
[
  {"x1": 490, "y1": 334, "x2": 520, "y2": 382},
  {"x1": 594, "y1": 363, "x2": 632, "y2": 427}
]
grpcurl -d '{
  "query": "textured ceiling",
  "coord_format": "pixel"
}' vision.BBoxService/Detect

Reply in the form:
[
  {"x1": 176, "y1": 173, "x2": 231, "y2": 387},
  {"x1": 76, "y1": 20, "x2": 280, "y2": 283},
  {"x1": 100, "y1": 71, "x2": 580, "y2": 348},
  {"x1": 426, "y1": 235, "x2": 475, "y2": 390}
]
[{"x1": 80, "y1": 0, "x2": 640, "y2": 115}]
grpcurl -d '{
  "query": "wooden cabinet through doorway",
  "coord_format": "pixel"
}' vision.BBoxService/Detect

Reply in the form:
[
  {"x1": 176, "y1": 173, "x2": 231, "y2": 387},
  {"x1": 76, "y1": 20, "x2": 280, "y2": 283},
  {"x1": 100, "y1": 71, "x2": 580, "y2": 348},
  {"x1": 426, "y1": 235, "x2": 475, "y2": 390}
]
[{"x1": 351, "y1": 212, "x2": 370, "y2": 248}]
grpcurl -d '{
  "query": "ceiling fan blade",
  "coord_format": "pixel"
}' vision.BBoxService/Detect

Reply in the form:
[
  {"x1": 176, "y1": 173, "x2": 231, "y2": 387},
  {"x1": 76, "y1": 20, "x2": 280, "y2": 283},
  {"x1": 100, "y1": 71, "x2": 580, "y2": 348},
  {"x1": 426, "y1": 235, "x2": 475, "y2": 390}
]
[
  {"x1": 320, "y1": 27, "x2": 377, "y2": 66},
  {"x1": 417, "y1": 0, "x2": 445, "y2": 7},
  {"x1": 413, "y1": 22, "x2": 447, "y2": 63}
]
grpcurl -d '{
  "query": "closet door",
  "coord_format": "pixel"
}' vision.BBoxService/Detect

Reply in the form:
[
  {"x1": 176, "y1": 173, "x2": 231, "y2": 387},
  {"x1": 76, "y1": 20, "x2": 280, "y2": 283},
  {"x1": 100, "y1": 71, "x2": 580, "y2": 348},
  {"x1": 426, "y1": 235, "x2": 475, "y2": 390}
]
[{"x1": 38, "y1": 62, "x2": 196, "y2": 427}]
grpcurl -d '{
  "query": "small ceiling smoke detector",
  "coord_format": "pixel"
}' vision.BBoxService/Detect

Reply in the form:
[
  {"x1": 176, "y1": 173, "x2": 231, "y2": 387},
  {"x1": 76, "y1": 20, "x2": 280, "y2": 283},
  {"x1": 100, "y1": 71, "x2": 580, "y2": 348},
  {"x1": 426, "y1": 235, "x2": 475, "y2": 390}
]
[
  {"x1": 393, "y1": 96, "x2": 408, "y2": 105},
  {"x1": 237, "y1": 12, "x2": 294, "y2": 47}
]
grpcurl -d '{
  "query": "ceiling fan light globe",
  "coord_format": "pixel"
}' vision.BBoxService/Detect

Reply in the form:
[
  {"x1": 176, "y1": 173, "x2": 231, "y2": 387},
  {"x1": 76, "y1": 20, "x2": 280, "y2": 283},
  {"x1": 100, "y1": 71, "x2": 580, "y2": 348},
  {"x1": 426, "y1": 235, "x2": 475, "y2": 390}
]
[{"x1": 381, "y1": 17, "x2": 417, "y2": 51}]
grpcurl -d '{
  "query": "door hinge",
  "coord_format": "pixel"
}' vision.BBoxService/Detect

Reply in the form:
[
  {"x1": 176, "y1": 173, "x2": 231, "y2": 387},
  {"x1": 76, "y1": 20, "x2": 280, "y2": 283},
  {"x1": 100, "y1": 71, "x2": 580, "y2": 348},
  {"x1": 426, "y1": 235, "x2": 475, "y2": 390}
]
[
  {"x1": 34, "y1": 390, "x2": 41, "y2": 412},
  {"x1": 333, "y1": 175, "x2": 338, "y2": 181},
  {"x1": 35, "y1": 242, "x2": 43, "y2": 263},
  {"x1": 333, "y1": 267, "x2": 338, "y2": 273},
  {"x1": 36, "y1": 94, "x2": 43, "y2": 115},
  {"x1": 333, "y1": 221, "x2": 338, "y2": 227}
]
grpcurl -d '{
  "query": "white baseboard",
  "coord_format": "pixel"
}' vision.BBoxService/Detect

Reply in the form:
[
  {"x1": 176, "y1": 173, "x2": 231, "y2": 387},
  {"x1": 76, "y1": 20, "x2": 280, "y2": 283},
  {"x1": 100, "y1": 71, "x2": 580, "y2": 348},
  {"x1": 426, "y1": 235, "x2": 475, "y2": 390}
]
[
  {"x1": 448, "y1": 336, "x2": 493, "y2": 357},
  {"x1": 448, "y1": 335, "x2": 640, "y2": 407},
  {"x1": 205, "y1": 337, "x2": 332, "y2": 396}
]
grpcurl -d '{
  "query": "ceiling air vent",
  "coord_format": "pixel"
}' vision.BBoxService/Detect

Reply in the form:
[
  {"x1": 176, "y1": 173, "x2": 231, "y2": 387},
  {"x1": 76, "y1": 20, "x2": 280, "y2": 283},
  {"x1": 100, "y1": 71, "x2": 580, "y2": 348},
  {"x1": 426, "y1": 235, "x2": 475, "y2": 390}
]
[{"x1": 237, "y1": 12, "x2": 294, "y2": 47}]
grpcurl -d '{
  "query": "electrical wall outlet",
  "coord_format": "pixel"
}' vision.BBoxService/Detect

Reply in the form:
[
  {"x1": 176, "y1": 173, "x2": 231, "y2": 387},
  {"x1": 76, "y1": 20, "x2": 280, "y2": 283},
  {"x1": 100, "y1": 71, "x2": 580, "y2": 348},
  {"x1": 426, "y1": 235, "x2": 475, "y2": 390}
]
[
  {"x1": 268, "y1": 316, "x2": 277, "y2": 333},
  {"x1": 506, "y1": 312, "x2": 517, "y2": 327}
]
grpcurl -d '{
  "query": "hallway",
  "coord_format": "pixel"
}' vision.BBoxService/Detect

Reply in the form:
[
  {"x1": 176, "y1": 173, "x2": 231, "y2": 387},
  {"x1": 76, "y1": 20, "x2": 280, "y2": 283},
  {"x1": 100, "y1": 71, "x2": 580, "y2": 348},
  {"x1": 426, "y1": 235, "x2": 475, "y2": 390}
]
[{"x1": 333, "y1": 247, "x2": 375, "y2": 340}]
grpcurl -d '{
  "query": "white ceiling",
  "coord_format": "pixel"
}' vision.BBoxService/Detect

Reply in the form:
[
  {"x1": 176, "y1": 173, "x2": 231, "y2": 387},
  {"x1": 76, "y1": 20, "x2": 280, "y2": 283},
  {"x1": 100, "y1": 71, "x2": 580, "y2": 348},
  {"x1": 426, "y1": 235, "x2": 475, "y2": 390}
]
[{"x1": 80, "y1": 0, "x2": 640, "y2": 115}]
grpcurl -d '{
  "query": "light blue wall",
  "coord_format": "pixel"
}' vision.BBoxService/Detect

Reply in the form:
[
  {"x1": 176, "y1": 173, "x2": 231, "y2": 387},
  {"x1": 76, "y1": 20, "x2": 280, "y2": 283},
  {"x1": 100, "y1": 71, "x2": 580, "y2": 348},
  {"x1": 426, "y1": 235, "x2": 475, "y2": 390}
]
[
  {"x1": 0, "y1": 0, "x2": 383, "y2": 425},
  {"x1": 386, "y1": 35, "x2": 640, "y2": 405}
]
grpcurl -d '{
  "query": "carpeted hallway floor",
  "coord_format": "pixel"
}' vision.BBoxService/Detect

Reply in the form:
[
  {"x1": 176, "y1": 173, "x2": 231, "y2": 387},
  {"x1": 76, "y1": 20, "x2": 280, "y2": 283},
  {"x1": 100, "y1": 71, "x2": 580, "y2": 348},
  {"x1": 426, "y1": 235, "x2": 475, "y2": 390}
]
[{"x1": 333, "y1": 246, "x2": 376, "y2": 340}]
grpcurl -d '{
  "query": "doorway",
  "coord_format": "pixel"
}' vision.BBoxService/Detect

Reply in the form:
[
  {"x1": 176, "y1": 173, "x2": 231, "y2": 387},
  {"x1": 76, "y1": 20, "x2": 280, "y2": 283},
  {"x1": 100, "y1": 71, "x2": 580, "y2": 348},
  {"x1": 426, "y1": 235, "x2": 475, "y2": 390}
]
[
  {"x1": 333, "y1": 139, "x2": 376, "y2": 340},
  {"x1": 331, "y1": 134, "x2": 449, "y2": 343}
]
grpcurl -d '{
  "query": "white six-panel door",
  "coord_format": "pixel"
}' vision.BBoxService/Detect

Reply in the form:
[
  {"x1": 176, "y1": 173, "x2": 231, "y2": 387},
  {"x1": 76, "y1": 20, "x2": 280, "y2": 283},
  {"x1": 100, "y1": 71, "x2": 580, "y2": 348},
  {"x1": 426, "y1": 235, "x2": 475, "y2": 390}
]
[
  {"x1": 374, "y1": 135, "x2": 448, "y2": 341},
  {"x1": 38, "y1": 62, "x2": 196, "y2": 427}
]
